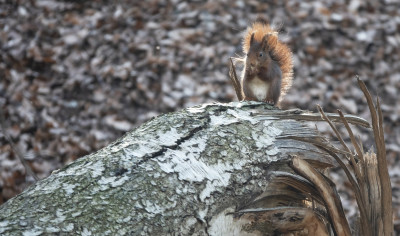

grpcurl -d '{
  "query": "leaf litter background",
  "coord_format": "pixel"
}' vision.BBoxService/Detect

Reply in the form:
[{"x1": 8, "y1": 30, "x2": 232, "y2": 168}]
[{"x1": 0, "y1": 0, "x2": 399, "y2": 231}]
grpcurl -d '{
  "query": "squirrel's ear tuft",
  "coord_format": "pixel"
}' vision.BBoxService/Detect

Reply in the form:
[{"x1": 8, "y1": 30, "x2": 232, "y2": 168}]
[
  {"x1": 261, "y1": 34, "x2": 269, "y2": 50},
  {"x1": 250, "y1": 33, "x2": 255, "y2": 45}
]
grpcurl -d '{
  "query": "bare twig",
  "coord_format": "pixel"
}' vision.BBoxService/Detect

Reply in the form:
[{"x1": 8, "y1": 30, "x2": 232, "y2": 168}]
[
  {"x1": 357, "y1": 77, "x2": 393, "y2": 236},
  {"x1": 363, "y1": 152, "x2": 383, "y2": 235},
  {"x1": 316, "y1": 105, "x2": 370, "y2": 235},
  {"x1": 228, "y1": 57, "x2": 243, "y2": 101},
  {"x1": 376, "y1": 97, "x2": 385, "y2": 148},
  {"x1": 337, "y1": 110, "x2": 368, "y2": 229},
  {"x1": 313, "y1": 143, "x2": 369, "y2": 234},
  {"x1": 0, "y1": 107, "x2": 39, "y2": 181},
  {"x1": 357, "y1": 135, "x2": 364, "y2": 160},
  {"x1": 337, "y1": 110, "x2": 364, "y2": 165},
  {"x1": 286, "y1": 78, "x2": 392, "y2": 235},
  {"x1": 255, "y1": 109, "x2": 371, "y2": 128},
  {"x1": 317, "y1": 105, "x2": 352, "y2": 157},
  {"x1": 291, "y1": 157, "x2": 352, "y2": 236}
]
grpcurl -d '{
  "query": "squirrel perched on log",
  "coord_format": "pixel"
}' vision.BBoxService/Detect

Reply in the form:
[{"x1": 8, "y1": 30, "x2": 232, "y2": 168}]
[{"x1": 230, "y1": 19, "x2": 293, "y2": 106}]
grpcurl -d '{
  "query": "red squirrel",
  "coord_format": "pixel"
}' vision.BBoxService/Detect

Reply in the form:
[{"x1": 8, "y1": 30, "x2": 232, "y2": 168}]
[{"x1": 241, "y1": 19, "x2": 293, "y2": 106}]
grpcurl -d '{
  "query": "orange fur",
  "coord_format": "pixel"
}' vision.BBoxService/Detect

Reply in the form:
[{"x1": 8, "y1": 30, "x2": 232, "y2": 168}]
[{"x1": 242, "y1": 21, "x2": 293, "y2": 99}]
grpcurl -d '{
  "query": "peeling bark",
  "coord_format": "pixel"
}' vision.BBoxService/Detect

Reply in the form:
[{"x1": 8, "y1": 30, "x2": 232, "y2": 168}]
[{"x1": 0, "y1": 102, "x2": 368, "y2": 235}]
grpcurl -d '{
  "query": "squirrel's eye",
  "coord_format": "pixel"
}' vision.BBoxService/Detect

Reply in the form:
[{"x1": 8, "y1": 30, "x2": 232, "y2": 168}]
[{"x1": 259, "y1": 52, "x2": 264, "y2": 57}]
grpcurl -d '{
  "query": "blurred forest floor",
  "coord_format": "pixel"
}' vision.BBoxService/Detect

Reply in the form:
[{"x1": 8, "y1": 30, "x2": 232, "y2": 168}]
[{"x1": 1, "y1": 0, "x2": 399, "y2": 232}]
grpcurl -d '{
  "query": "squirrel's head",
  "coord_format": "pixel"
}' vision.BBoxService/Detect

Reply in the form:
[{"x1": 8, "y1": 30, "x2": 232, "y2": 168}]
[{"x1": 245, "y1": 33, "x2": 276, "y2": 74}]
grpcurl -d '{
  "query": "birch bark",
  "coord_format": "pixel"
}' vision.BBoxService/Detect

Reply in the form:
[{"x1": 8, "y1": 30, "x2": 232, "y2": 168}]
[{"x1": 0, "y1": 102, "x2": 367, "y2": 235}]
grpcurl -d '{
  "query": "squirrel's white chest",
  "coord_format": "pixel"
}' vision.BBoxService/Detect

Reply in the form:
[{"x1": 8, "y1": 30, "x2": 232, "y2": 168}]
[{"x1": 249, "y1": 76, "x2": 269, "y2": 101}]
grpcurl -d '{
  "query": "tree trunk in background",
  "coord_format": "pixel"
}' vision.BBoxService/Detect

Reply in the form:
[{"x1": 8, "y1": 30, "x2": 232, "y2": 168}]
[{"x1": 0, "y1": 102, "x2": 363, "y2": 235}]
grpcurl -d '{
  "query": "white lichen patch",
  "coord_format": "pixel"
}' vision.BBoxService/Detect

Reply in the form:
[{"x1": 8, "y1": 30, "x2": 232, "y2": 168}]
[
  {"x1": 32, "y1": 177, "x2": 62, "y2": 195},
  {"x1": 97, "y1": 175, "x2": 129, "y2": 188},
  {"x1": 71, "y1": 211, "x2": 82, "y2": 217},
  {"x1": 50, "y1": 209, "x2": 66, "y2": 223},
  {"x1": 266, "y1": 147, "x2": 280, "y2": 157},
  {"x1": 62, "y1": 183, "x2": 77, "y2": 195},
  {"x1": 200, "y1": 177, "x2": 227, "y2": 201},
  {"x1": 158, "y1": 151, "x2": 214, "y2": 183},
  {"x1": 262, "y1": 122, "x2": 282, "y2": 136},
  {"x1": 261, "y1": 119, "x2": 273, "y2": 127},
  {"x1": 22, "y1": 227, "x2": 43, "y2": 236},
  {"x1": 109, "y1": 139, "x2": 133, "y2": 153},
  {"x1": 180, "y1": 217, "x2": 198, "y2": 234},
  {"x1": 39, "y1": 215, "x2": 51, "y2": 222},
  {"x1": 251, "y1": 121, "x2": 283, "y2": 152},
  {"x1": 209, "y1": 114, "x2": 239, "y2": 127},
  {"x1": 111, "y1": 175, "x2": 129, "y2": 187},
  {"x1": 82, "y1": 228, "x2": 92, "y2": 236},
  {"x1": 96, "y1": 175, "x2": 129, "y2": 191},
  {"x1": 0, "y1": 220, "x2": 9, "y2": 227},
  {"x1": 143, "y1": 200, "x2": 165, "y2": 215},
  {"x1": 98, "y1": 176, "x2": 116, "y2": 185},
  {"x1": 129, "y1": 142, "x2": 159, "y2": 159},
  {"x1": 175, "y1": 182, "x2": 192, "y2": 195},
  {"x1": 53, "y1": 158, "x2": 105, "y2": 185},
  {"x1": 252, "y1": 131, "x2": 274, "y2": 149},
  {"x1": 187, "y1": 103, "x2": 213, "y2": 113},
  {"x1": 156, "y1": 128, "x2": 182, "y2": 146},
  {"x1": 198, "y1": 207, "x2": 208, "y2": 222},
  {"x1": 63, "y1": 223, "x2": 74, "y2": 232},
  {"x1": 200, "y1": 159, "x2": 249, "y2": 202},
  {"x1": 134, "y1": 200, "x2": 143, "y2": 209},
  {"x1": 140, "y1": 195, "x2": 177, "y2": 217},
  {"x1": 227, "y1": 109, "x2": 259, "y2": 125},
  {"x1": 180, "y1": 135, "x2": 207, "y2": 155},
  {"x1": 0, "y1": 221, "x2": 9, "y2": 233},
  {"x1": 87, "y1": 161, "x2": 105, "y2": 178},
  {"x1": 45, "y1": 226, "x2": 60, "y2": 233}
]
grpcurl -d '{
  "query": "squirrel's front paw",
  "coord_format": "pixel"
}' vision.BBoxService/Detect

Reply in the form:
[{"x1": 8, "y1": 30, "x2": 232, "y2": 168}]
[{"x1": 265, "y1": 99, "x2": 275, "y2": 105}]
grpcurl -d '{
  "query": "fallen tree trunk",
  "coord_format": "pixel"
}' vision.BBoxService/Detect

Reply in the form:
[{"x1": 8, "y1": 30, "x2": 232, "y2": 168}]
[{"x1": 0, "y1": 102, "x2": 370, "y2": 235}]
